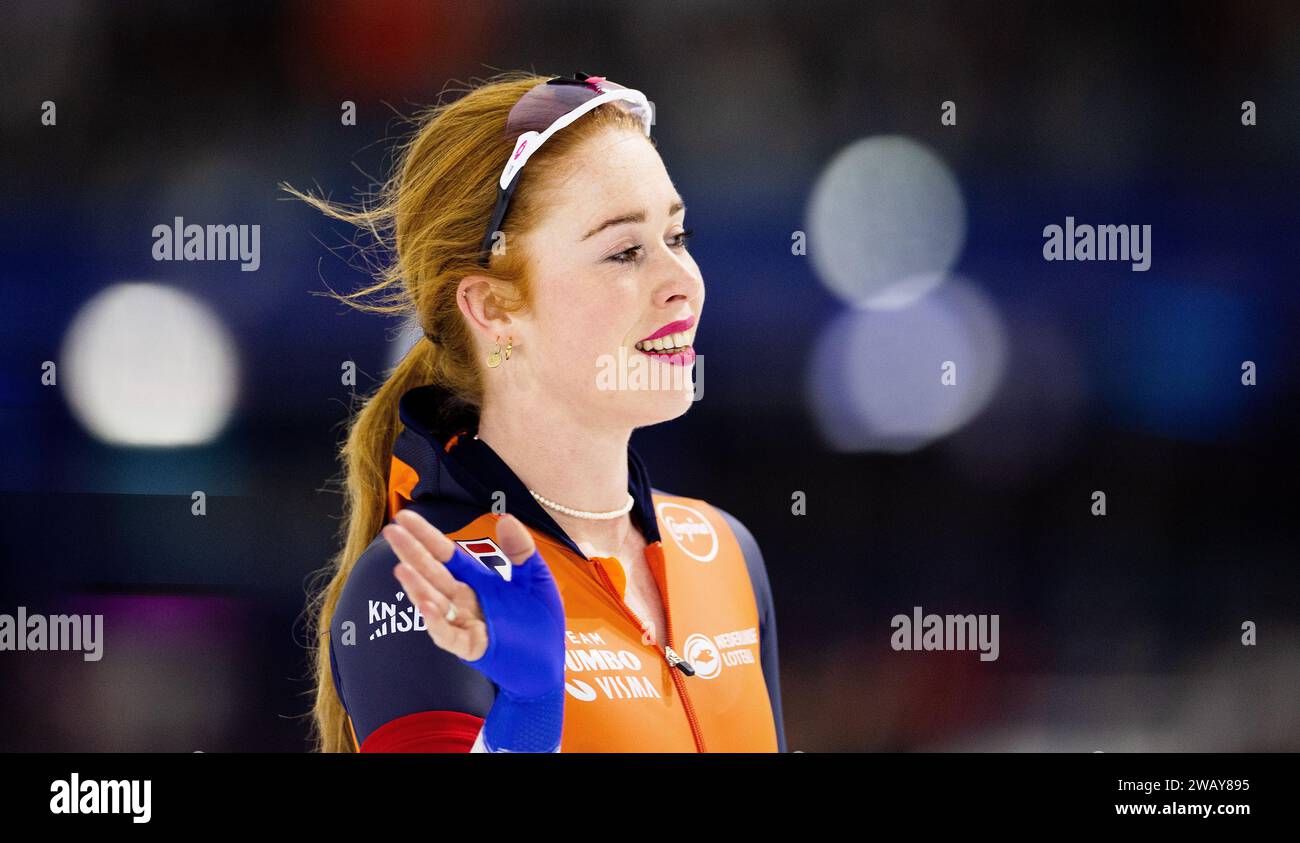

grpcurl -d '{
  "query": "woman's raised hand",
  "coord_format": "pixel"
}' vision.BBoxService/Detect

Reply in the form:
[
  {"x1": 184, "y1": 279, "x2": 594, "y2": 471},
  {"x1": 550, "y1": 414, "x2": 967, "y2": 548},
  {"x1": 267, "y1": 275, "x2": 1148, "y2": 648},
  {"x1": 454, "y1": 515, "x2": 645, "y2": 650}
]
[
  {"x1": 386, "y1": 509, "x2": 491, "y2": 661},
  {"x1": 385, "y1": 508, "x2": 567, "y2": 699}
]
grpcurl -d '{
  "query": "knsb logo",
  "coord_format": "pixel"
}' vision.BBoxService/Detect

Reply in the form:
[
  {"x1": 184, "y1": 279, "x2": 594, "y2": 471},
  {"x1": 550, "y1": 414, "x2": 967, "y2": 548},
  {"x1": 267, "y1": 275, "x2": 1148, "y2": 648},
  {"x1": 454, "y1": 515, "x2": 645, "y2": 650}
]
[
  {"x1": 682, "y1": 633, "x2": 723, "y2": 679},
  {"x1": 369, "y1": 591, "x2": 428, "y2": 640},
  {"x1": 456, "y1": 537, "x2": 512, "y2": 581},
  {"x1": 656, "y1": 502, "x2": 718, "y2": 562}
]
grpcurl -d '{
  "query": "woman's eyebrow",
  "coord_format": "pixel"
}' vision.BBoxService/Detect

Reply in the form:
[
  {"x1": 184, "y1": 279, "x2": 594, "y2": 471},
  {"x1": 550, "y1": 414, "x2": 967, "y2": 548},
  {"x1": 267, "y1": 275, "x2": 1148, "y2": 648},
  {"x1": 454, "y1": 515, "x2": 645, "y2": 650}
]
[{"x1": 580, "y1": 198, "x2": 687, "y2": 241}]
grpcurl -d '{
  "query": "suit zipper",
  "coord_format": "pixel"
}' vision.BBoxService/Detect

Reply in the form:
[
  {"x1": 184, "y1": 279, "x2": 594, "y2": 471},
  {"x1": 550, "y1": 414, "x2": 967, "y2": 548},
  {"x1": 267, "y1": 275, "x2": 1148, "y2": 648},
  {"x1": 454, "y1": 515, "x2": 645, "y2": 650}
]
[
  {"x1": 520, "y1": 522, "x2": 709, "y2": 753},
  {"x1": 590, "y1": 560, "x2": 708, "y2": 753}
]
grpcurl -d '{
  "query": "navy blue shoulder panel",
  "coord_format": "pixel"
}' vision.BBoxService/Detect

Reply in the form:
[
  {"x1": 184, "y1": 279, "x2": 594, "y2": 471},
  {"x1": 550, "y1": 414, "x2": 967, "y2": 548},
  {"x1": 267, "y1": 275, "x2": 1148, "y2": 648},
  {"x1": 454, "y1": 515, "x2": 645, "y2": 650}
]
[
  {"x1": 329, "y1": 500, "x2": 497, "y2": 746},
  {"x1": 713, "y1": 506, "x2": 787, "y2": 753}
]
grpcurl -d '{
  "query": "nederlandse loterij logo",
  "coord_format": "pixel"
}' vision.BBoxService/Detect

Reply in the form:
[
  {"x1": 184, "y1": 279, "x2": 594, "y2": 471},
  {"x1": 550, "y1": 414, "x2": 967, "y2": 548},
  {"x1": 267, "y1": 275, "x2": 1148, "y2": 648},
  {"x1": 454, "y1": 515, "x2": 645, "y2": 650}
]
[
  {"x1": 683, "y1": 627, "x2": 759, "y2": 679},
  {"x1": 656, "y1": 502, "x2": 718, "y2": 562},
  {"x1": 682, "y1": 633, "x2": 722, "y2": 678}
]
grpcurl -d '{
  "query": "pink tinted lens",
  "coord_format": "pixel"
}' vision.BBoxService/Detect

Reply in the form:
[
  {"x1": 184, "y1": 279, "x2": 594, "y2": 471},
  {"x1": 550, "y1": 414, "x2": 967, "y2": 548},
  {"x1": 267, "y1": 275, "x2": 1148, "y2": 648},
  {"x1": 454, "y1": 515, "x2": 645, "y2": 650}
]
[{"x1": 504, "y1": 78, "x2": 636, "y2": 137}]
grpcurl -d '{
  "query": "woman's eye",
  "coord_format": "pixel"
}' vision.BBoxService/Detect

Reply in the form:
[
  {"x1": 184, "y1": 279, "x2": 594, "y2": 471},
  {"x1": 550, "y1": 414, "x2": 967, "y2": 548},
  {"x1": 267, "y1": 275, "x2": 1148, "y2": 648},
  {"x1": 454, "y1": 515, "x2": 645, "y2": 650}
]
[{"x1": 607, "y1": 230, "x2": 693, "y2": 264}]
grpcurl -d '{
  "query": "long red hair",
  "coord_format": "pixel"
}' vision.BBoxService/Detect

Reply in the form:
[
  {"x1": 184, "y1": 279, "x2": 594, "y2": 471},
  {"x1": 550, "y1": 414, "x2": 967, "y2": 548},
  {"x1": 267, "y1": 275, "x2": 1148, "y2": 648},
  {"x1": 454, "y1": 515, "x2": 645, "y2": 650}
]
[{"x1": 287, "y1": 72, "x2": 649, "y2": 752}]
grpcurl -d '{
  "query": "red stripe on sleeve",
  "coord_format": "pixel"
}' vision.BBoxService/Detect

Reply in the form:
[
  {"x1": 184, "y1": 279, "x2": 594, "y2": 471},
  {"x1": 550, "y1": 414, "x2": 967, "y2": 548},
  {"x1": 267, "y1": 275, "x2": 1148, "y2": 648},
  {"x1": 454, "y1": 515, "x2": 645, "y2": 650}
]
[{"x1": 358, "y1": 710, "x2": 484, "y2": 753}]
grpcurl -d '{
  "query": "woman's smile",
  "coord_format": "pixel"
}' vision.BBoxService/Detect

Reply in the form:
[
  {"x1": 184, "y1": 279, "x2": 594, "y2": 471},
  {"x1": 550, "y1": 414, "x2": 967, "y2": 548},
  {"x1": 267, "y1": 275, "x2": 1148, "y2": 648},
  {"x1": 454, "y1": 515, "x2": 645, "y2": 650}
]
[{"x1": 633, "y1": 314, "x2": 696, "y2": 364}]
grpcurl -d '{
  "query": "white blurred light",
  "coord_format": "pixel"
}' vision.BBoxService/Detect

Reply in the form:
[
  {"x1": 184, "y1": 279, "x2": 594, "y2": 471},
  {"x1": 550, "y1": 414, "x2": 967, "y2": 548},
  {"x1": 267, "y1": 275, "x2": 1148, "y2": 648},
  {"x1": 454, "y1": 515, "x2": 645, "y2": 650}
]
[
  {"x1": 60, "y1": 283, "x2": 239, "y2": 446},
  {"x1": 805, "y1": 280, "x2": 1007, "y2": 453},
  {"x1": 941, "y1": 309, "x2": 1089, "y2": 485},
  {"x1": 806, "y1": 135, "x2": 966, "y2": 309}
]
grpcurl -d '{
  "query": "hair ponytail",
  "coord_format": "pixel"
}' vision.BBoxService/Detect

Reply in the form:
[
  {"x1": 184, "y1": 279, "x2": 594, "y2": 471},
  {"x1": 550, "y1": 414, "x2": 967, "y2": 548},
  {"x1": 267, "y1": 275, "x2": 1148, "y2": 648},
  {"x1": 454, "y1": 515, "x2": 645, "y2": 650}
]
[{"x1": 306, "y1": 339, "x2": 436, "y2": 753}]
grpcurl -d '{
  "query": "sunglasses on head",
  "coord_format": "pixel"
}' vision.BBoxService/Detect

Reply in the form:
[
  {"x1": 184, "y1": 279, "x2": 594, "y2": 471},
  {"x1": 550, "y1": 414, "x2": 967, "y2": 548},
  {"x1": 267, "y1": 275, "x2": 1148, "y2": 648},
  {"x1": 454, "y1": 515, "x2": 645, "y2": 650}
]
[{"x1": 477, "y1": 72, "x2": 654, "y2": 265}]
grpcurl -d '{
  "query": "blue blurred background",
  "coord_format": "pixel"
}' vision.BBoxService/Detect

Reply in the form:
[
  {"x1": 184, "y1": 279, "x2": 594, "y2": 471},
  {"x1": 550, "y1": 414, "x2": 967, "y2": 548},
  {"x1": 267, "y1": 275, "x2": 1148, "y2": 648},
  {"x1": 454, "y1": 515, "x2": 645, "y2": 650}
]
[{"x1": 1, "y1": 0, "x2": 1297, "y2": 751}]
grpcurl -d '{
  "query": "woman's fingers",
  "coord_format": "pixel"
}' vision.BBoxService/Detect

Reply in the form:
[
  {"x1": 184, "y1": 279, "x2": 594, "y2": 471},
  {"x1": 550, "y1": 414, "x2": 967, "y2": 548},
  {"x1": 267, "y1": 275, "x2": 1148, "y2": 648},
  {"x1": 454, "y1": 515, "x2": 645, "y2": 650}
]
[
  {"x1": 394, "y1": 508, "x2": 456, "y2": 561},
  {"x1": 393, "y1": 561, "x2": 477, "y2": 658},
  {"x1": 383, "y1": 517, "x2": 462, "y2": 597},
  {"x1": 495, "y1": 512, "x2": 537, "y2": 566},
  {"x1": 392, "y1": 558, "x2": 449, "y2": 617},
  {"x1": 384, "y1": 514, "x2": 490, "y2": 661}
]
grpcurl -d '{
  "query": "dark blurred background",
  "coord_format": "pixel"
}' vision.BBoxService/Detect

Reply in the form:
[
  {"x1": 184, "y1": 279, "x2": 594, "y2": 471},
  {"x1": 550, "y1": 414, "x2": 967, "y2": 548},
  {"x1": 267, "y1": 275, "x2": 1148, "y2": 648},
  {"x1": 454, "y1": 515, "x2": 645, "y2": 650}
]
[{"x1": 1, "y1": 0, "x2": 1297, "y2": 751}]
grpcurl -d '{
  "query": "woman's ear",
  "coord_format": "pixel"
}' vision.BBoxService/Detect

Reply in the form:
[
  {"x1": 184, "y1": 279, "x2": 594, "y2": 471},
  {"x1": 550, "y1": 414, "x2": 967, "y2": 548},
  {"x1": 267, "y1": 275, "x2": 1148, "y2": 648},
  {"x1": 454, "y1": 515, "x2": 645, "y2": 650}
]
[{"x1": 457, "y1": 275, "x2": 513, "y2": 339}]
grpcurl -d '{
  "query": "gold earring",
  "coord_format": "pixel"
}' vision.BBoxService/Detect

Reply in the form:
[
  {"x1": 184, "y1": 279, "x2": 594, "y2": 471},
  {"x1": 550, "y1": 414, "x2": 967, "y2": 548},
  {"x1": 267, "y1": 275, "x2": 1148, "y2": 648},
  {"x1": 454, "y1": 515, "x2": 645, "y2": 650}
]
[
  {"x1": 504, "y1": 336, "x2": 513, "y2": 361},
  {"x1": 487, "y1": 335, "x2": 502, "y2": 368}
]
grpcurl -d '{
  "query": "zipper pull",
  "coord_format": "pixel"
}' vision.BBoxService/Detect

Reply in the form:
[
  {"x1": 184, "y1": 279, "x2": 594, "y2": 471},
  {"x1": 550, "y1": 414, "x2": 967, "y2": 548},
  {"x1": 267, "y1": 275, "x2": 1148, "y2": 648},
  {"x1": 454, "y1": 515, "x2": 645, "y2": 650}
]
[{"x1": 664, "y1": 644, "x2": 695, "y2": 676}]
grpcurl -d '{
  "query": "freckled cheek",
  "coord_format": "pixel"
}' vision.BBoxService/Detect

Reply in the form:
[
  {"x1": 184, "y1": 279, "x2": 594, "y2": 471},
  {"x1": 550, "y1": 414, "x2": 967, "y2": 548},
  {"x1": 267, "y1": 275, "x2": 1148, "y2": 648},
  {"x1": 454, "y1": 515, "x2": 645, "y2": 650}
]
[
  {"x1": 545, "y1": 305, "x2": 625, "y2": 370},
  {"x1": 581, "y1": 290, "x2": 638, "y2": 350}
]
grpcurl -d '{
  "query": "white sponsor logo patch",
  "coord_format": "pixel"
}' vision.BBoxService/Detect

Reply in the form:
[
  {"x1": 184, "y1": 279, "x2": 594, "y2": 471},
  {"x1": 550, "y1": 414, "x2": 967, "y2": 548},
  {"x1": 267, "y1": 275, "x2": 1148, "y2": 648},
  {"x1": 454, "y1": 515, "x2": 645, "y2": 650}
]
[
  {"x1": 656, "y1": 501, "x2": 719, "y2": 562},
  {"x1": 683, "y1": 627, "x2": 759, "y2": 679}
]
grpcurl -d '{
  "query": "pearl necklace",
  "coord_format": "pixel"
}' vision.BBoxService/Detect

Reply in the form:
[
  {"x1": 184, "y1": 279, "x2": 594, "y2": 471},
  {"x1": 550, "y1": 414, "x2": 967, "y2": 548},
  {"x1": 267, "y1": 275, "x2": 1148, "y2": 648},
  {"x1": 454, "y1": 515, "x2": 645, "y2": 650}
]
[
  {"x1": 471, "y1": 435, "x2": 634, "y2": 520},
  {"x1": 529, "y1": 488, "x2": 635, "y2": 520}
]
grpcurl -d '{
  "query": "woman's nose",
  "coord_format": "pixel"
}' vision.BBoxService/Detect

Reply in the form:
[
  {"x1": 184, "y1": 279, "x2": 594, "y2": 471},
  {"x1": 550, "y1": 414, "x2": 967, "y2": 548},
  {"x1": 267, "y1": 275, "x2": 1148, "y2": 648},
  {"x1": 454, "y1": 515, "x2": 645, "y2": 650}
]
[{"x1": 654, "y1": 248, "x2": 703, "y2": 304}]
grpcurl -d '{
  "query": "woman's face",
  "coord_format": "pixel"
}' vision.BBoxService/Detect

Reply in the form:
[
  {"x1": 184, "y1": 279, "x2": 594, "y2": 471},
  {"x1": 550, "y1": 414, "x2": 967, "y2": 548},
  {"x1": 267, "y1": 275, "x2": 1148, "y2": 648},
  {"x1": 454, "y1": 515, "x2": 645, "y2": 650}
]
[{"x1": 509, "y1": 125, "x2": 705, "y2": 429}]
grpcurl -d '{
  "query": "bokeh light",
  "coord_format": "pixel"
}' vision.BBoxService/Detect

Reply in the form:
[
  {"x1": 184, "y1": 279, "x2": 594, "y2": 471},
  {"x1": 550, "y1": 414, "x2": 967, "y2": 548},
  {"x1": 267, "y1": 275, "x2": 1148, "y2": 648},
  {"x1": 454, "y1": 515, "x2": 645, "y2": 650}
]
[
  {"x1": 942, "y1": 308, "x2": 1090, "y2": 486},
  {"x1": 806, "y1": 279, "x2": 1007, "y2": 453},
  {"x1": 806, "y1": 135, "x2": 966, "y2": 309},
  {"x1": 60, "y1": 282, "x2": 239, "y2": 446},
  {"x1": 1095, "y1": 280, "x2": 1263, "y2": 442}
]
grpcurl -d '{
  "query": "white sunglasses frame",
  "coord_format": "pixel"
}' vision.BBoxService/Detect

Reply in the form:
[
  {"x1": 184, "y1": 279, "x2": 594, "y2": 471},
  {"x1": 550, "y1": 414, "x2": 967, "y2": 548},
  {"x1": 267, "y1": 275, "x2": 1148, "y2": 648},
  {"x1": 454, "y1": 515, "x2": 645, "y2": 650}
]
[{"x1": 496, "y1": 88, "x2": 654, "y2": 191}]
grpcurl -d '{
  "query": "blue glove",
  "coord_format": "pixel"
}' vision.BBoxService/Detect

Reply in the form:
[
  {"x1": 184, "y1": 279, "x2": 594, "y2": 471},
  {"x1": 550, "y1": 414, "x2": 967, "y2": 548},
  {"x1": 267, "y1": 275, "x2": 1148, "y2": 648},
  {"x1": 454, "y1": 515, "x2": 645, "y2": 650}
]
[{"x1": 442, "y1": 541, "x2": 566, "y2": 751}]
